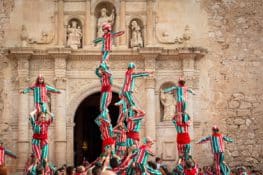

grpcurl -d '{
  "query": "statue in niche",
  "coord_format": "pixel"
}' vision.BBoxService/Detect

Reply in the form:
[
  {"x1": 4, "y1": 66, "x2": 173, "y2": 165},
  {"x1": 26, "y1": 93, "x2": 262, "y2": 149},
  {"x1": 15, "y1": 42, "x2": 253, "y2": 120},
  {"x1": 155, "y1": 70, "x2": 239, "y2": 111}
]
[
  {"x1": 130, "y1": 20, "x2": 143, "y2": 48},
  {"x1": 20, "y1": 25, "x2": 29, "y2": 47},
  {"x1": 67, "y1": 20, "x2": 82, "y2": 49},
  {"x1": 160, "y1": 89, "x2": 176, "y2": 121},
  {"x1": 97, "y1": 8, "x2": 115, "y2": 37}
]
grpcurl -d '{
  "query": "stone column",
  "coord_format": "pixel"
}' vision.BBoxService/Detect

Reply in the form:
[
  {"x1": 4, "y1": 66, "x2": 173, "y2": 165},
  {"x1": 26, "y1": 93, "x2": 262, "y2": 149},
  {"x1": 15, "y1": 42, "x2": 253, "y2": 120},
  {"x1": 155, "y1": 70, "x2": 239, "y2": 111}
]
[
  {"x1": 145, "y1": 77, "x2": 156, "y2": 151},
  {"x1": 140, "y1": 48, "x2": 161, "y2": 152},
  {"x1": 57, "y1": 0, "x2": 64, "y2": 46},
  {"x1": 146, "y1": 0, "x2": 154, "y2": 46},
  {"x1": 50, "y1": 49, "x2": 69, "y2": 166},
  {"x1": 84, "y1": 0, "x2": 91, "y2": 47},
  {"x1": 16, "y1": 53, "x2": 31, "y2": 171},
  {"x1": 119, "y1": 0, "x2": 126, "y2": 46}
]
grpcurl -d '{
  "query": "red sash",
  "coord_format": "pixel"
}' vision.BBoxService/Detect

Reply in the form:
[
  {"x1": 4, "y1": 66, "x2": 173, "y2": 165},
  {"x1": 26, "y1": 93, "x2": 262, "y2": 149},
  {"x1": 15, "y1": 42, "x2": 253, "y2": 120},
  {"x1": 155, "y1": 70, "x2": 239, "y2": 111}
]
[
  {"x1": 177, "y1": 133, "x2": 190, "y2": 144},
  {"x1": 126, "y1": 131, "x2": 140, "y2": 141}
]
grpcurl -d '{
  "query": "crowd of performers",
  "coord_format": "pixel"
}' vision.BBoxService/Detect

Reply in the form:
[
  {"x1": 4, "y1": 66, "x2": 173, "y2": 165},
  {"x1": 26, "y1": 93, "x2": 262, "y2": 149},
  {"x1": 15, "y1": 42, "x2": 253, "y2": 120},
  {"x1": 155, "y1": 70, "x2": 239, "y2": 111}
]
[{"x1": 0, "y1": 23, "x2": 236, "y2": 175}]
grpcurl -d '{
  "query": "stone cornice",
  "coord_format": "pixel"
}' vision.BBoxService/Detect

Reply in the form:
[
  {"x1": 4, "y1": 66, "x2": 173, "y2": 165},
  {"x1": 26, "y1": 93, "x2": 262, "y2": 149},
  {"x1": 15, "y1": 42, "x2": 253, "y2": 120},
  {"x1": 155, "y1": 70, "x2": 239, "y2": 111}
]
[{"x1": 6, "y1": 46, "x2": 207, "y2": 60}]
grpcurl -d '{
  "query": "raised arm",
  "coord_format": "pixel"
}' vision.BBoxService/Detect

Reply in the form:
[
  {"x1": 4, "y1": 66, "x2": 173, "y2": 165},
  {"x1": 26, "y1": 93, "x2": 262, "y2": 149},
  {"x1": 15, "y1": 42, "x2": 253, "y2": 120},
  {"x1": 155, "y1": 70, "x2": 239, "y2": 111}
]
[
  {"x1": 93, "y1": 37, "x2": 104, "y2": 44},
  {"x1": 163, "y1": 86, "x2": 177, "y2": 93},
  {"x1": 95, "y1": 67, "x2": 102, "y2": 78},
  {"x1": 132, "y1": 72, "x2": 150, "y2": 78},
  {"x1": 20, "y1": 86, "x2": 33, "y2": 94},
  {"x1": 29, "y1": 110, "x2": 37, "y2": 128},
  {"x1": 196, "y1": 136, "x2": 211, "y2": 144},
  {"x1": 46, "y1": 85, "x2": 60, "y2": 93},
  {"x1": 187, "y1": 88, "x2": 196, "y2": 95},
  {"x1": 46, "y1": 112, "x2": 55, "y2": 125},
  {"x1": 223, "y1": 136, "x2": 233, "y2": 143},
  {"x1": 111, "y1": 31, "x2": 125, "y2": 38},
  {"x1": 4, "y1": 149, "x2": 17, "y2": 158}
]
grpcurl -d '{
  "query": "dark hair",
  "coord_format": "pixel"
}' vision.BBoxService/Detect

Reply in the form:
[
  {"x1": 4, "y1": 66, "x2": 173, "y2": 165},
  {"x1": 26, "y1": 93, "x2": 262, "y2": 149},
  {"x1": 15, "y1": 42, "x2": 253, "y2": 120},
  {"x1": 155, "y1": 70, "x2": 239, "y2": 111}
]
[
  {"x1": 66, "y1": 166, "x2": 75, "y2": 175},
  {"x1": 178, "y1": 80, "x2": 185, "y2": 86},
  {"x1": 36, "y1": 165, "x2": 44, "y2": 174},
  {"x1": 92, "y1": 165, "x2": 102, "y2": 175},
  {"x1": 110, "y1": 157, "x2": 119, "y2": 169},
  {"x1": 155, "y1": 157, "x2": 161, "y2": 162},
  {"x1": 148, "y1": 161, "x2": 157, "y2": 170}
]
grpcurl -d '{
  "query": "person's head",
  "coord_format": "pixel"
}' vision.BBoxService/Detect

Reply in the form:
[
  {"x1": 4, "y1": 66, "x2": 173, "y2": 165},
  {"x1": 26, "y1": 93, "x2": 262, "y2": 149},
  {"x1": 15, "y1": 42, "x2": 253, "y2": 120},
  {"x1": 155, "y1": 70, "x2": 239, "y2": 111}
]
[
  {"x1": 155, "y1": 157, "x2": 161, "y2": 163},
  {"x1": 128, "y1": 62, "x2": 136, "y2": 70},
  {"x1": 36, "y1": 165, "x2": 44, "y2": 175},
  {"x1": 37, "y1": 112, "x2": 46, "y2": 122},
  {"x1": 92, "y1": 165, "x2": 102, "y2": 175},
  {"x1": 148, "y1": 161, "x2": 157, "y2": 169},
  {"x1": 110, "y1": 157, "x2": 119, "y2": 169},
  {"x1": 212, "y1": 125, "x2": 219, "y2": 133},
  {"x1": 144, "y1": 136, "x2": 154, "y2": 147},
  {"x1": 76, "y1": 165, "x2": 85, "y2": 174},
  {"x1": 66, "y1": 166, "x2": 75, "y2": 175},
  {"x1": 0, "y1": 141, "x2": 3, "y2": 147},
  {"x1": 100, "y1": 8, "x2": 107, "y2": 17},
  {"x1": 178, "y1": 77, "x2": 185, "y2": 86},
  {"x1": 72, "y1": 21, "x2": 77, "y2": 28},
  {"x1": 36, "y1": 74, "x2": 45, "y2": 84},
  {"x1": 185, "y1": 158, "x2": 195, "y2": 169}
]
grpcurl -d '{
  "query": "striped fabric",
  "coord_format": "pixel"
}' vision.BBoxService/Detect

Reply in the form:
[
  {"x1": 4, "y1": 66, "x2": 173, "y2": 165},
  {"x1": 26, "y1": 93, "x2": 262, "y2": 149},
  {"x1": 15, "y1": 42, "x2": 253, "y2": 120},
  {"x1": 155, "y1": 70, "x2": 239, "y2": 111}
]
[
  {"x1": 126, "y1": 112, "x2": 144, "y2": 132},
  {"x1": 115, "y1": 99, "x2": 128, "y2": 124},
  {"x1": 0, "y1": 147, "x2": 4, "y2": 166},
  {"x1": 93, "y1": 31, "x2": 124, "y2": 51},
  {"x1": 172, "y1": 113, "x2": 190, "y2": 133},
  {"x1": 197, "y1": 133, "x2": 233, "y2": 153},
  {"x1": 23, "y1": 84, "x2": 60, "y2": 112},
  {"x1": 95, "y1": 67, "x2": 112, "y2": 92},
  {"x1": 0, "y1": 146, "x2": 17, "y2": 166},
  {"x1": 122, "y1": 69, "x2": 150, "y2": 92}
]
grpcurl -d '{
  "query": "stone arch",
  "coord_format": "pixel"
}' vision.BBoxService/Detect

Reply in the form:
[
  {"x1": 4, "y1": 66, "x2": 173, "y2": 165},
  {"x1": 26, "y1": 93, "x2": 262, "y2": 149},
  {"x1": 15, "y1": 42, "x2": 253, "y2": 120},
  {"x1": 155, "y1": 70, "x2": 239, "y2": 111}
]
[
  {"x1": 67, "y1": 83, "x2": 121, "y2": 124},
  {"x1": 159, "y1": 81, "x2": 177, "y2": 122},
  {"x1": 129, "y1": 18, "x2": 144, "y2": 48}
]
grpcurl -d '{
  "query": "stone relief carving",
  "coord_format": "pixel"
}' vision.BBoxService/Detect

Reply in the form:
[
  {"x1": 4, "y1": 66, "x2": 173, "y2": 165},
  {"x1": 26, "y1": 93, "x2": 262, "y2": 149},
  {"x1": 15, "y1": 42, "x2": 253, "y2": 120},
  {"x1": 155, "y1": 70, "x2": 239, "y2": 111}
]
[
  {"x1": 30, "y1": 58, "x2": 54, "y2": 70},
  {"x1": 97, "y1": 8, "x2": 115, "y2": 37},
  {"x1": 130, "y1": 20, "x2": 143, "y2": 48},
  {"x1": 66, "y1": 20, "x2": 82, "y2": 49},
  {"x1": 160, "y1": 90, "x2": 176, "y2": 121},
  {"x1": 20, "y1": 25, "x2": 29, "y2": 47},
  {"x1": 156, "y1": 25, "x2": 191, "y2": 46},
  {"x1": 20, "y1": 25, "x2": 55, "y2": 45}
]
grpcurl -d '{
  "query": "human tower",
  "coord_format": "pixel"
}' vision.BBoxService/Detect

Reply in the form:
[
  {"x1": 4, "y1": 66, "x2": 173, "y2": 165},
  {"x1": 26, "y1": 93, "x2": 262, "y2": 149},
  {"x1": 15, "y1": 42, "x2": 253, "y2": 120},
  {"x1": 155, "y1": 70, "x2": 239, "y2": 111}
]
[{"x1": 0, "y1": 22, "x2": 235, "y2": 175}]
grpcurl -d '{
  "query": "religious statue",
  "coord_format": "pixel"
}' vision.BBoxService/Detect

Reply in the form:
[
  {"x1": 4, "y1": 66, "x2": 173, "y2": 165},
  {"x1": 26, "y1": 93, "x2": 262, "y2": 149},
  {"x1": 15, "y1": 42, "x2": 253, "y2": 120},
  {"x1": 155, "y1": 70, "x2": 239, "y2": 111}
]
[
  {"x1": 97, "y1": 8, "x2": 115, "y2": 37},
  {"x1": 67, "y1": 20, "x2": 82, "y2": 49},
  {"x1": 20, "y1": 25, "x2": 29, "y2": 47},
  {"x1": 130, "y1": 20, "x2": 143, "y2": 48},
  {"x1": 160, "y1": 90, "x2": 176, "y2": 121}
]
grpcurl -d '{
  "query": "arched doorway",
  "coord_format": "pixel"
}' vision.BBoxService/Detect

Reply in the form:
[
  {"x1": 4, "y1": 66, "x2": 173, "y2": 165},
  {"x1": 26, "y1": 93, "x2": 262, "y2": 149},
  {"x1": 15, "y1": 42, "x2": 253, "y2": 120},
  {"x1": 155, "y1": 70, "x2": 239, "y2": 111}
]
[{"x1": 74, "y1": 92, "x2": 119, "y2": 166}]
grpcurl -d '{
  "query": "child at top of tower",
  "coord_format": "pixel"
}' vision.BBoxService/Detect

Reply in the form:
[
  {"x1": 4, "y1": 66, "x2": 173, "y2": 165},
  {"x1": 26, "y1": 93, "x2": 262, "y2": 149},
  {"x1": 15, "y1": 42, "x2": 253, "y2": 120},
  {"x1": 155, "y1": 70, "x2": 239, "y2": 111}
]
[
  {"x1": 93, "y1": 23, "x2": 125, "y2": 63},
  {"x1": 20, "y1": 74, "x2": 60, "y2": 114}
]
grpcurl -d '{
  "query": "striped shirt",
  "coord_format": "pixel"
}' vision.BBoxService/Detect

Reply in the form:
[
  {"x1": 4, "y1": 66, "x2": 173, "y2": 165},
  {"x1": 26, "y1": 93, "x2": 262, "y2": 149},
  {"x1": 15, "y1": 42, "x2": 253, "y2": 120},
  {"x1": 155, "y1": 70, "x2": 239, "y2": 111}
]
[
  {"x1": 0, "y1": 146, "x2": 17, "y2": 166},
  {"x1": 136, "y1": 145, "x2": 154, "y2": 164},
  {"x1": 115, "y1": 99, "x2": 128, "y2": 123},
  {"x1": 93, "y1": 31, "x2": 125, "y2": 51},
  {"x1": 164, "y1": 86, "x2": 194, "y2": 102},
  {"x1": 172, "y1": 113, "x2": 190, "y2": 133},
  {"x1": 126, "y1": 112, "x2": 144, "y2": 132},
  {"x1": 197, "y1": 133, "x2": 233, "y2": 153},
  {"x1": 122, "y1": 69, "x2": 150, "y2": 92},
  {"x1": 95, "y1": 68, "x2": 112, "y2": 92},
  {"x1": 23, "y1": 84, "x2": 60, "y2": 103}
]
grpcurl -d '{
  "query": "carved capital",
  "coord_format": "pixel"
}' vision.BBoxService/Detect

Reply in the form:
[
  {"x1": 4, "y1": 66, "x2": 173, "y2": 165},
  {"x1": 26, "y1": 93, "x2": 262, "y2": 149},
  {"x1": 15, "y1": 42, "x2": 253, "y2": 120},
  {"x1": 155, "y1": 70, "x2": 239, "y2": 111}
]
[
  {"x1": 146, "y1": 78, "x2": 155, "y2": 89},
  {"x1": 54, "y1": 77, "x2": 67, "y2": 90}
]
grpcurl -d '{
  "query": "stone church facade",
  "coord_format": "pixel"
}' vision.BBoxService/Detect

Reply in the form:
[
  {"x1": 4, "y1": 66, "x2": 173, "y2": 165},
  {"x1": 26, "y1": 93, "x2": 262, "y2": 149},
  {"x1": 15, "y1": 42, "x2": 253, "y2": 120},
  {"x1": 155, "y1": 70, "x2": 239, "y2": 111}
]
[{"x1": 0, "y1": 0, "x2": 262, "y2": 173}]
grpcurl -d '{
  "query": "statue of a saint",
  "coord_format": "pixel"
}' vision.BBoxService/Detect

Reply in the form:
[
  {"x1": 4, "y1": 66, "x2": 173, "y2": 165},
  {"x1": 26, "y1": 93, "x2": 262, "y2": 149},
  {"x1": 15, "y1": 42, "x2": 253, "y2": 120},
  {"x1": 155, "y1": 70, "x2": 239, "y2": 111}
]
[
  {"x1": 67, "y1": 20, "x2": 82, "y2": 49},
  {"x1": 130, "y1": 20, "x2": 143, "y2": 48},
  {"x1": 97, "y1": 8, "x2": 115, "y2": 37},
  {"x1": 160, "y1": 90, "x2": 176, "y2": 121}
]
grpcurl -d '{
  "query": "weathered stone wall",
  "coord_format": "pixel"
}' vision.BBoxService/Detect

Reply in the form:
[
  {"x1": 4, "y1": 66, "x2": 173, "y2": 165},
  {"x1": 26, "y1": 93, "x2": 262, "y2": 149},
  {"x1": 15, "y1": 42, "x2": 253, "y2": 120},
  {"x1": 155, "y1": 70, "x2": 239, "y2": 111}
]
[
  {"x1": 0, "y1": 0, "x2": 16, "y2": 168},
  {"x1": 195, "y1": 0, "x2": 263, "y2": 171}
]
